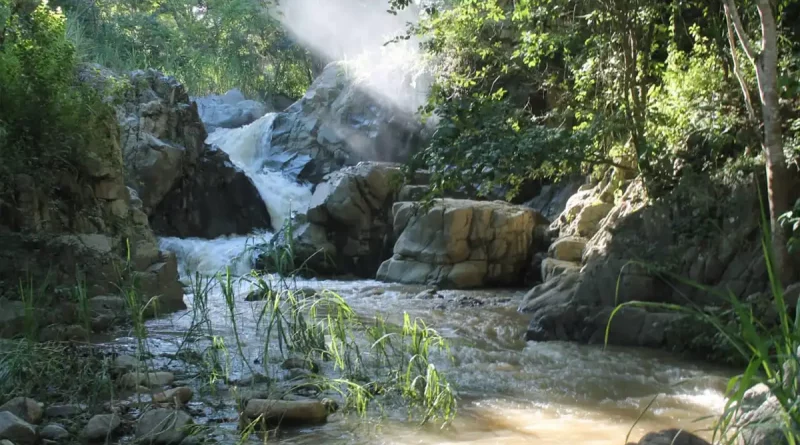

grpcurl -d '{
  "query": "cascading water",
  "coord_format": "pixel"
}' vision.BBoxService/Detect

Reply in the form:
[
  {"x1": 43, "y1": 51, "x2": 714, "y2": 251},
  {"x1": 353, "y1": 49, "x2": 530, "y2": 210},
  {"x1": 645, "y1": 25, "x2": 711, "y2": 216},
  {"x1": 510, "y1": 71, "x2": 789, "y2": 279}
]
[{"x1": 159, "y1": 113, "x2": 313, "y2": 276}]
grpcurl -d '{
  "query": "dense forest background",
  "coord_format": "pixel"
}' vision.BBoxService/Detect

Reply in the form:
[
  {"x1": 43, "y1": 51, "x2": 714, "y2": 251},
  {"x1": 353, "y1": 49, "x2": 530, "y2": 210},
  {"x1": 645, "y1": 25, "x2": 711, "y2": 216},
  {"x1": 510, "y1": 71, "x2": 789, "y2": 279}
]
[{"x1": 3, "y1": 0, "x2": 800, "y2": 266}]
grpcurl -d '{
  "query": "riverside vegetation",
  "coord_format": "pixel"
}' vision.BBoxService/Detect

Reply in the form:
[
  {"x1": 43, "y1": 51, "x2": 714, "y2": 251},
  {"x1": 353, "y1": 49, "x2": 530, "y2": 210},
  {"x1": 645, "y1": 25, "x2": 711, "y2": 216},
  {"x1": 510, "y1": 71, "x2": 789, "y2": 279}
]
[{"x1": 3, "y1": 0, "x2": 800, "y2": 444}]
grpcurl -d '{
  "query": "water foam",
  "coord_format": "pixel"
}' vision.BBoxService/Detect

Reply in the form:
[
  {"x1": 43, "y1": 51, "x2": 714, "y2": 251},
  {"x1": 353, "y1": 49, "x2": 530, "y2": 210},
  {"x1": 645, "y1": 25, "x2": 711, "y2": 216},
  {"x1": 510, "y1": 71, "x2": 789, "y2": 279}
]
[
  {"x1": 206, "y1": 113, "x2": 313, "y2": 231},
  {"x1": 159, "y1": 233, "x2": 269, "y2": 277}
]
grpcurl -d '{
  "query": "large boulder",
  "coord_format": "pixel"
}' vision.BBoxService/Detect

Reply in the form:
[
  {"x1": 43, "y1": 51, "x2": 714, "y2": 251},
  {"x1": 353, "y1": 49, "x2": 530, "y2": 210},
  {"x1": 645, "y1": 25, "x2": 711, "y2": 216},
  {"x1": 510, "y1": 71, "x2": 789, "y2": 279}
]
[
  {"x1": 268, "y1": 62, "x2": 423, "y2": 183},
  {"x1": 149, "y1": 147, "x2": 271, "y2": 238},
  {"x1": 193, "y1": 89, "x2": 269, "y2": 132},
  {"x1": 115, "y1": 69, "x2": 207, "y2": 214},
  {"x1": 0, "y1": 412, "x2": 36, "y2": 445},
  {"x1": 519, "y1": 170, "x2": 771, "y2": 357},
  {"x1": 377, "y1": 199, "x2": 545, "y2": 288}
]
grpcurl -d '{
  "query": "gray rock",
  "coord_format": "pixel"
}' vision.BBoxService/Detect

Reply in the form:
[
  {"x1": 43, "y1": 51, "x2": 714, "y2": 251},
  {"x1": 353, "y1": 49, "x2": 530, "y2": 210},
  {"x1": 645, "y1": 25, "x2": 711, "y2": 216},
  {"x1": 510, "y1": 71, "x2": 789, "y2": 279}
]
[
  {"x1": 540, "y1": 258, "x2": 581, "y2": 283},
  {"x1": 81, "y1": 414, "x2": 121, "y2": 443},
  {"x1": 0, "y1": 398, "x2": 42, "y2": 424},
  {"x1": 44, "y1": 404, "x2": 86, "y2": 419},
  {"x1": 0, "y1": 411, "x2": 37, "y2": 445},
  {"x1": 267, "y1": 62, "x2": 423, "y2": 183},
  {"x1": 634, "y1": 429, "x2": 710, "y2": 445},
  {"x1": 135, "y1": 409, "x2": 193, "y2": 444},
  {"x1": 242, "y1": 399, "x2": 329, "y2": 426},
  {"x1": 120, "y1": 371, "x2": 175, "y2": 388},
  {"x1": 193, "y1": 89, "x2": 269, "y2": 131},
  {"x1": 153, "y1": 387, "x2": 193, "y2": 406},
  {"x1": 281, "y1": 358, "x2": 320, "y2": 374},
  {"x1": 39, "y1": 423, "x2": 69, "y2": 441}
]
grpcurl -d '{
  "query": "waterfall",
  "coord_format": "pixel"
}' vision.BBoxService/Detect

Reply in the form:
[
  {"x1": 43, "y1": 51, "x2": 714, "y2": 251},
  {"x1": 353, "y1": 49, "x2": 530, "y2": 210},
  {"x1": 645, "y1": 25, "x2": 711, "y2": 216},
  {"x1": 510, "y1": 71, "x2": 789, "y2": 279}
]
[
  {"x1": 160, "y1": 113, "x2": 313, "y2": 277},
  {"x1": 205, "y1": 113, "x2": 313, "y2": 232}
]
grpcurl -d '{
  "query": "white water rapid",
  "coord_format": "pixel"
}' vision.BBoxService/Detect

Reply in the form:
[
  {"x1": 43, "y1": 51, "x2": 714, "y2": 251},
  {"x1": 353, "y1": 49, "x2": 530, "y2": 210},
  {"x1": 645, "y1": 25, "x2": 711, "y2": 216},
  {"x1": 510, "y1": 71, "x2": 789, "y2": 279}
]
[{"x1": 159, "y1": 113, "x2": 313, "y2": 276}]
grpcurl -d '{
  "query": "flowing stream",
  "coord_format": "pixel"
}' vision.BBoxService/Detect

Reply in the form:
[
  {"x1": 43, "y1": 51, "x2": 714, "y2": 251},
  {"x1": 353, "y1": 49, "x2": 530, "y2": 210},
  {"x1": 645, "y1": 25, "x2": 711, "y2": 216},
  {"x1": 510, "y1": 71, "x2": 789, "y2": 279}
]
[{"x1": 123, "y1": 113, "x2": 734, "y2": 444}]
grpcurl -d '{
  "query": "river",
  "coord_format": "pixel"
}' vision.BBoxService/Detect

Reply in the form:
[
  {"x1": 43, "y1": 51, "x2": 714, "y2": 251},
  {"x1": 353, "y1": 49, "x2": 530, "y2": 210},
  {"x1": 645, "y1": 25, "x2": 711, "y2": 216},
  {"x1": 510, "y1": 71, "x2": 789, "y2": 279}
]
[{"x1": 106, "y1": 112, "x2": 732, "y2": 444}]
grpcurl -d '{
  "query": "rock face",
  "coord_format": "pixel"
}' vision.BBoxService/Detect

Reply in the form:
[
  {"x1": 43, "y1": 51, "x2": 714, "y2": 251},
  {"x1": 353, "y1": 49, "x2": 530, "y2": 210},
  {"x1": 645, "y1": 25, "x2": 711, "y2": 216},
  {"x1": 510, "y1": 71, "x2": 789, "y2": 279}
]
[
  {"x1": 112, "y1": 69, "x2": 271, "y2": 238},
  {"x1": 519, "y1": 169, "x2": 770, "y2": 356},
  {"x1": 268, "y1": 62, "x2": 423, "y2": 183},
  {"x1": 0, "y1": 66, "x2": 186, "y2": 339},
  {"x1": 193, "y1": 89, "x2": 269, "y2": 132},
  {"x1": 377, "y1": 199, "x2": 544, "y2": 288},
  {"x1": 149, "y1": 147, "x2": 271, "y2": 238}
]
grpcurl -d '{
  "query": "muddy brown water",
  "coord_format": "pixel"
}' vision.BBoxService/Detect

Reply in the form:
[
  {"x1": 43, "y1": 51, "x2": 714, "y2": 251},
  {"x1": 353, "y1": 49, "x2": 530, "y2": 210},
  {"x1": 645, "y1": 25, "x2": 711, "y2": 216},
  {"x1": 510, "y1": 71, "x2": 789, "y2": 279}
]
[{"x1": 106, "y1": 275, "x2": 732, "y2": 444}]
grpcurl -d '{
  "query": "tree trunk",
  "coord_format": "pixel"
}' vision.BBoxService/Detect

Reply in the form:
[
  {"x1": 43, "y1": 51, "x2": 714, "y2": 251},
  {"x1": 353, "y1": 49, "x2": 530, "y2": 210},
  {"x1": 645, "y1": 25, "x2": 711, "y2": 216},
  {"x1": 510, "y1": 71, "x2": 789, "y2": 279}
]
[{"x1": 755, "y1": 0, "x2": 794, "y2": 283}]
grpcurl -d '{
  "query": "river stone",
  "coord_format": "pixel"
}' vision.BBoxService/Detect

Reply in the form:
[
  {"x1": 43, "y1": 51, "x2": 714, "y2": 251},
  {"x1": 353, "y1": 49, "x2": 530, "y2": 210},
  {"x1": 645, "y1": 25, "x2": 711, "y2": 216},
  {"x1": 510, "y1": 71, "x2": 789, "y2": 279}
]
[
  {"x1": 153, "y1": 387, "x2": 193, "y2": 406},
  {"x1": 0, "y1": 411, "x2": 36, "y2": 445},
  {"x1": 112, "y1": 355, "x2": 141, "y2": 373},
  {"x1": 547, "y1": 236, "x2": 587, "y2": 262},
  {"x1": 120, "y1": 371, "x2": 175, "y2": 388},
  {"x1": 40, "y1": 423, "x2": 69, "y2": 441},
  {"x1": 633, "y1": 429, "x2": 710, "y2": 445},
  {"x1": 44, "y1": 404, "x2": 86, "y2": 419},
  {"x1": 281, "y1": 358, "x2": 320, "y2": 374},
  {"x1": 0, "y1": 398, "x2": 42, "y2": 425},
  {"x1": 136, "y1": 408, "x2": 193, "y2": 444},
  {"x1": 243, "y1": 399, "x2": 330, "y2": 426},
  {"x1": 0, "y1": 439, "x2": 13, "y2": 445},
  {"x1": 377, "y1": 199, "x2": 543, "y2": 288},
  {"x1": 82, "y1": 414, "x2": 121, "y2": 442}
]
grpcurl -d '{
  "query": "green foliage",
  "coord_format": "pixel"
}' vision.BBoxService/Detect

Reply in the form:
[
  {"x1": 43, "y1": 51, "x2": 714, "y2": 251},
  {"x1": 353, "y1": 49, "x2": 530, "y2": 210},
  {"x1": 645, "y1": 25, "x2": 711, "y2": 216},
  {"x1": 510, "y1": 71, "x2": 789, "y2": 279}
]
[
  {"x1": 0, "y1": 0, "x2": 106, "y2": 196},
  {"x1": 60, "y1": 0, "x2": 312, "y2": 99},
  {"x1": 400, "y1": 0, "x2": 774, "y2": 199}
]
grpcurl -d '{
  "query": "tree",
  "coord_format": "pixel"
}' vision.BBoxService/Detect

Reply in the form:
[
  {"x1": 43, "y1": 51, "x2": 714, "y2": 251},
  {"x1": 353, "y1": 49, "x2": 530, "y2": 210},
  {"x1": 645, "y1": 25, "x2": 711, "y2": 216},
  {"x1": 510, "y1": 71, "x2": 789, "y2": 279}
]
[{"x1": 723, "y1": 0, "x2": 794, "y2": 283}]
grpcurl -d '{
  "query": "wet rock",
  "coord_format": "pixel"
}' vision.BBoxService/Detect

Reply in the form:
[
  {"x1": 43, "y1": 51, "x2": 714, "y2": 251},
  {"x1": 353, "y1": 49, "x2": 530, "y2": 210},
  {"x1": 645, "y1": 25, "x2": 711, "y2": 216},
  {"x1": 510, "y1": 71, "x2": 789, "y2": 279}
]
[
  {"x1": 0, "y1": 398, "x2": 42, "y2": 424},
  {"x1": 231, "y1": 374, "x2": 271, "y2": 387},
  {"x1": 136, "y1": 408, "x2": 193, "y2": 444},
  {"x1": 244, "y1": 289, "x2": 272, "y2": 302},
  {"x1": 413, "y1": 289, "x2": 442, "y2": 300},
  {"x1": 634, "y1": 429, "x2": 710, "y2": 445},
  {"x1": 153, "y1": 387, "x2": 193, "y2": 406},
  {"x1": 44, "y1": 404, "x2": 86, "y2": 419},
  {"x1": 112, "y1": 355, "x2": 141, "y2": 373},
  {"x1": 120, "y1": 371, "x2": 175, "y2": 388},
  {"x1": 81, "y1": 414, "x2": 121, "y2": 443},
  {"x1": 242, "y1": 399, "x2": 330, "y2": 426},
  {"x1": 281, "y1": 358, "x2": 320, "y2": 374},
  {"x1": 378, "y1": 199, "x2": 545, "y2": 288},
  {"x1": 38, "y1": 324, "x2": 89, "y2": 342},
  {"x1": 0, "y1": 439, "x2": 13, "y2": 445},
  {"x1": 0, "y1": 411, "x2": 36, "y2": 445},
  {"x1": 268, "y1": 62, "x2": 423, "y2": 183},
  {"x1": 39, "y1": 423, "x2": 69, "y2": 441}
]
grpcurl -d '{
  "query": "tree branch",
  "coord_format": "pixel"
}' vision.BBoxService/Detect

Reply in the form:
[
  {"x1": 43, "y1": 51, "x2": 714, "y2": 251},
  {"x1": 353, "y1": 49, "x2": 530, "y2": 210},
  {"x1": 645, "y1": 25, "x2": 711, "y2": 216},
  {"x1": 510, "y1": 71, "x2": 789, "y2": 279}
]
[
  {"x1": 723, "y1": 0, "x2": 759, "y2": 63},
  {"x1": 724, "y1": 3, "x2": 757, "y2": 122}
]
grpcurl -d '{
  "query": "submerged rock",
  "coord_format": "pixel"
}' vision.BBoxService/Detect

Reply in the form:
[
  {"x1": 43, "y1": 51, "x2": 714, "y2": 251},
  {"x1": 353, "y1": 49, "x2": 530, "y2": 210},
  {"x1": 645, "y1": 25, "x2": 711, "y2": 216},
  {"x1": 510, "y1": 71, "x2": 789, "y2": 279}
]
[
  {"x1": 377, "y1": 199, "x2": 545, "y2": 288},
  {"x1": 0, "y1": 411, "x2": 36, "y2": 445}
]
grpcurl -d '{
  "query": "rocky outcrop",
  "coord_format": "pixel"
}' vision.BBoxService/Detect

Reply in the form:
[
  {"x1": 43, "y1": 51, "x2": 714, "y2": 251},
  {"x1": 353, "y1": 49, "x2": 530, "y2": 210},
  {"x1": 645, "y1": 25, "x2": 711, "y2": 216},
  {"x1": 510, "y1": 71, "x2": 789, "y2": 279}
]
[
  {"x1": 519, "y1": 169, "x2": 769, "y2": 355},
  {"x1": 97, "y1": 68, "x2": 270, "y2": 239},
  {"x1": 0, "y1": 68, "x2": 187, "y2": 340},
  {"x1": 377, "y1": 199, "x2": 545, "y2": 288},
  {"x1": 149, "y1": 147, "x2": 271, "y2": 238},
  {"x1": 268, "y1": 62, "x2": 423, "y2": 183},
  {"x1": 193, "y1": 89, "x2": 269, "y2": 132}
]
